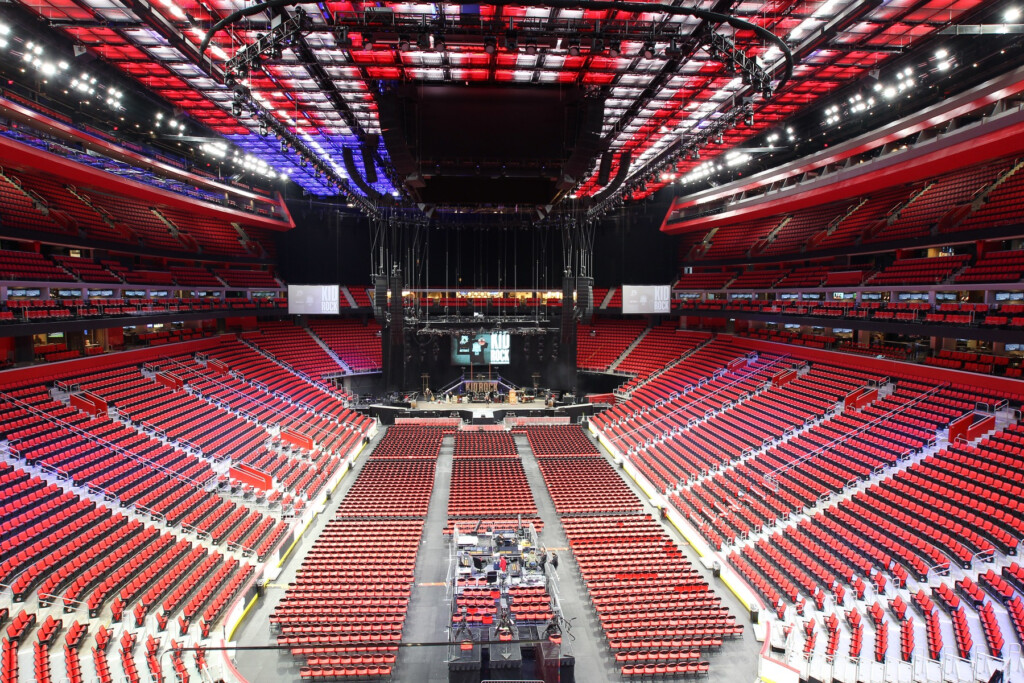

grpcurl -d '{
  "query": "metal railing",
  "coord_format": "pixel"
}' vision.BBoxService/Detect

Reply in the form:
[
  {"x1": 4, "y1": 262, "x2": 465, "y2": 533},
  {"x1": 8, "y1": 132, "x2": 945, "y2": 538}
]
[
  {"x1": 1, "y1": 389, "x2": 217, "y2": 491},
  {"x1": 607, "y1": 353, "x2": 793, "y2": 447},
  {"x1": 158, "y1": 354, "x2": 363, "y2": 454},
  {"x1": 762, "y1": 382, "x2": 949, "y2": 490}
]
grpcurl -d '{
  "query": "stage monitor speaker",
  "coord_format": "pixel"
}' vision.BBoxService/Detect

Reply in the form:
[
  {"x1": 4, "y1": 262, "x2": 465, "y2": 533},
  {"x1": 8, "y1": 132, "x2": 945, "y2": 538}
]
[
  {"x1": 577, "y1": 276, "x2": 593, "y2": 324},
  {"x1": 373, "y1": 275, "x2": 388, "y2": 324}
]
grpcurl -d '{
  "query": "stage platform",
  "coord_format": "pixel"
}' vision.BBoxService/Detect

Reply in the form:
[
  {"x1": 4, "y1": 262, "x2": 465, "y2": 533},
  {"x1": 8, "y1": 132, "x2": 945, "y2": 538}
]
[{"x1": 362, "y1": 399, "x2": 605, "y2": 424}]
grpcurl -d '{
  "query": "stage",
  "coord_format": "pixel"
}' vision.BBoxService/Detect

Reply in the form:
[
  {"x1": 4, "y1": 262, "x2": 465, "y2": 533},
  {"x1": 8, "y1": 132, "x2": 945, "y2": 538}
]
[{"x1": 362, "y1": 399, "x2": 606, "y2": 424}]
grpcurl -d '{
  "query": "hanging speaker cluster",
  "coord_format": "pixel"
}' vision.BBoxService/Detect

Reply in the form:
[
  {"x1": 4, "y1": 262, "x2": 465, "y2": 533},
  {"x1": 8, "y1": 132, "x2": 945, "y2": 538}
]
[
  {"x1": 577, "y1": 276, "x2": 594, "y2": 324},
  {"x1": 373, "y1": 275, "x2": 388, "y2": 324}
]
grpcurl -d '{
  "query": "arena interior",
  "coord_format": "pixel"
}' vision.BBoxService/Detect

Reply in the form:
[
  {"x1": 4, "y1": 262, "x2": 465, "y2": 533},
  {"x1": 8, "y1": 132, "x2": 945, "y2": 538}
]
[{"x1": 2, "y1": 1, "x2": 1024, "y2": 682}]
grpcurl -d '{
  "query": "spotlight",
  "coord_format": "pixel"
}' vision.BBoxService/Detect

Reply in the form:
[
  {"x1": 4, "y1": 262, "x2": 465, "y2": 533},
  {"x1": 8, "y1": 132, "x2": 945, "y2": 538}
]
[
  {"x1": 524, "y1": 40, "x2": 538, "y2": 56},
  {"x1": 715, "y1": 132, "x2": 723, "y2": 145},
  {"x1": 1006, "y1": 7, "x2": 1021, "y2": 22},
  {"x1": 280, "y1": 138, "x2": 288, "y2": 154},
  {"x1": 398, "y1": 35, "x2": 411, "y2": 51},
  {"x1": 608, "y1": 40, "x2": 621, "y2": 58},
  {"x1": 505, "y1": 29, "x2": 518, "y2": 51},
  {"x1": 592, "y1": 36, "x2": 604, "y2": 53},
  {"x1": 744, "y1": 111, "x2": 754, "y2": 127},
  {"x1": 434, "y1": 33, "x2": 446, "y2": 51},
  {"x1": 417, "y1": 33, "x2": 430, "y2": 50},
  {"x1": 567, "y1": 41, "x2": 581, "y2": 57},
  {"x1": 363, "y1": 32, "x2": 374, "y2": 49},
  {"x1": 258, "y1": 116, "x2": 268, "y2": 137},
  {"x1": 666, "y1": 38, "x2": 682, "y2": 57},
  {"x1": 231, "y1": 101, "x2": 243, "y2": 117},
  {"x1": 641, "y1": 43, "x2": 655, "y2": 60},
  {"x1": 484, "y1": 37, "x2": 497, "y2": 55}
]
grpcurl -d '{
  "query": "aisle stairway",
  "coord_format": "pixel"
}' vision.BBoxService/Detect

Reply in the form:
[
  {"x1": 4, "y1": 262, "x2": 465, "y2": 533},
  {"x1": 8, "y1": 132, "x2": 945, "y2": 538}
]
[
  {"x1": 608, "y1": 327, "x2": 650, "y2": 372},
  {"x1": 299, "y1": 321, "x2": 352, "y2": 375}
]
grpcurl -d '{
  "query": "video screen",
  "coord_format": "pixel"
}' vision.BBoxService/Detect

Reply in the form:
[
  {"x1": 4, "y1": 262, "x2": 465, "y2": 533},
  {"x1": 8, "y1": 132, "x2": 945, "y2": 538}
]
[
  {"x1": 288, "y1": 285, "x2": 340, "y2": 315},
  {"x1": 451, "y1": 331, "x2": 511, "y2": 365},
  {"x1": 622, "y1": 285, "x2": 671, "y2": 314}
]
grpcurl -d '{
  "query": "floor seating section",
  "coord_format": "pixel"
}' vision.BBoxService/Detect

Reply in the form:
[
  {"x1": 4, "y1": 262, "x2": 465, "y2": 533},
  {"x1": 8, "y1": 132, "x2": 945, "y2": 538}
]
[
  {"x1": 247, "y1": 321, "x2": 346, "y2": 381},
  {"x1": 307, "y1": 319, "x2": 383, "y2": 373},
  {"x1": 515, "y1": 425, "x2": 602, "y2": 458},
  {"x1": 538, "y1": 456, "x2": 643, "y2": 515},
  {"x1": 577, "y1": 319, "x2": 647, "y2": 371},
  {"x1": 276, "y1": 518, "x2": 419, "y2": 680},
  {"x1": 276, "y1": 426, "x2": 441, "y2": 679},
  {"x1": 369, "y1": 425, "x2": 448, "y2": 459},
  {"x1": 452, "y1": 430, "x2": 518, "y2": 459},
  {"x1": 334, "y1": 460, "x2": 436, "y2": 518},
  {"x1": 445, "y1": 455, "x2": 542, "y2": 535},
  {"x1": 532, "y1": 429, "x2": 740, "y2": 677}
]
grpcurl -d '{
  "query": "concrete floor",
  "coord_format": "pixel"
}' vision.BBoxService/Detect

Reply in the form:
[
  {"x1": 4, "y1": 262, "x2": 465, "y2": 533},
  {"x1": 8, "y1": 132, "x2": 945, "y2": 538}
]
[{"x1": 232, "y1": 425, "x2": 763, "y2": 683}]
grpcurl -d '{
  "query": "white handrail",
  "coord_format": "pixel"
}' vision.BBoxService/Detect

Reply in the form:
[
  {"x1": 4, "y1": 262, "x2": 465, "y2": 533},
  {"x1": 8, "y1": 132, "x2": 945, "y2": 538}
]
[
  {"x1": 762, "y1": 382, "x2": 949, "y2": 485},
  {"x1": 1, "y1": 390, "x2": 216, "y2": 490},
  {"x1": 159, "y1": 354, "x2": 360, "y2": 451},
  {"x1": 607, "y1": 353, "x2": 793, "y2": 445}
]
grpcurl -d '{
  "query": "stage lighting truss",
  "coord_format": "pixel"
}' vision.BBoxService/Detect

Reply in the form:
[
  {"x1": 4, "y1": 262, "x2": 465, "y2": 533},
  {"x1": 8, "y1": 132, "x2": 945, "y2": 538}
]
[
  {"x1": 586, "y1": 101, "x2": 754, "y2": 220},
  {"x1": 224, "y1": 8, "x2": 308, "y2": 76},
  {"x1": 202, "y1": 0, "x2": 794, "y2": 220},
  {"x1": 228, "y1": 81, "x2": 379, "y2": 215}
]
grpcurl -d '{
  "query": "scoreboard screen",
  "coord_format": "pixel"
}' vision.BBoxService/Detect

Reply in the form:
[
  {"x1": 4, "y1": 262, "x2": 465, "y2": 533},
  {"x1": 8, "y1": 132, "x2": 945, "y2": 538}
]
[
  {"x1": 451, "y1": 331, "x2": 511, "y2": 365},
  {"x1": 622, "y1": 285, "x2": 671, "y2": 314},
  {"x1": 288, "y1": 285, "x2": 340, "y2": 315}
]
